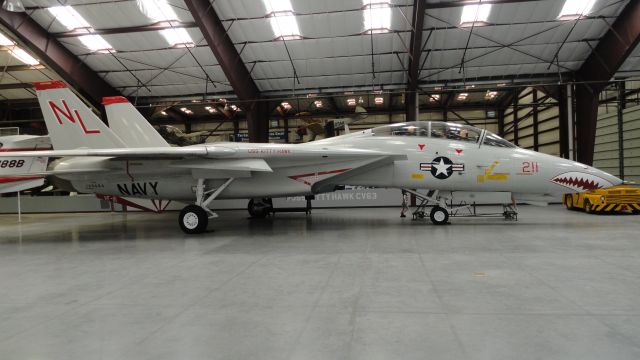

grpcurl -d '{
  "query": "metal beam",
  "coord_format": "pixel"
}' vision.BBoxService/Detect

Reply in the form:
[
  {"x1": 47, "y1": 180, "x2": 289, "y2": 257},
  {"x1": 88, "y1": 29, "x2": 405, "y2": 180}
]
[
  {"x1": 0, "y1": 9, "x2": 120, "y2": 108},
  {"x1": 184, "y1": 0, "x2": 265, "y2": 141},
  {"x1": 55, "y1": 22, "x2": 197, "y2": 38},
  {"x1": 406, "y1": 0, "x2": 426, "y2": 122},
  {"x1": 0, "y1": 83, "x2": 31, "y2": 90},
  {"x1": 574, "y1": 0, "x2": 640, "y2": 165}
]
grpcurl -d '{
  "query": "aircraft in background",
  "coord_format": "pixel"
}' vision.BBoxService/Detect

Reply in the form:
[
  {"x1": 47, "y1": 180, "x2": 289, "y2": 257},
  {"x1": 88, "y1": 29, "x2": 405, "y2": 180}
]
[{"x1": 0, "y1": 81, "x2": 622, "y2": 234}]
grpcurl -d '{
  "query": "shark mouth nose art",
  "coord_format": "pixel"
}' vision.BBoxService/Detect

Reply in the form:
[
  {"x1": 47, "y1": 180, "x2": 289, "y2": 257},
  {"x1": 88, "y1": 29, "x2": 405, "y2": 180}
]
[{"x1": 550, "y1": 171, "x2": 613, "y2": 192}]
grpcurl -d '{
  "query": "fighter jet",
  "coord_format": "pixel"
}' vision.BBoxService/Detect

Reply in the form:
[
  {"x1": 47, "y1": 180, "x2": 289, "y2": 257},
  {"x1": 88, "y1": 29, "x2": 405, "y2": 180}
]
[
  {"x1": 0, "y1": 81, "x2": 622, "y2": 234},
  {"x1": 0, "y1": 134, "x2": 50, "y2": 193}
]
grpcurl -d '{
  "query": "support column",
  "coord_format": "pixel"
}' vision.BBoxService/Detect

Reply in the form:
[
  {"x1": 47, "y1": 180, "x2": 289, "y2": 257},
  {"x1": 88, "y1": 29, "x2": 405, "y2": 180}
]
[
  {"x1": 532, "y1": 89, "x2": 539, "y2": 151},
  {"x1": 247, "y1": 101, "x2": 269, "y2": 143},
  {"x1": 574, "y1": 84, "x2": 597, "y2": 164},
  {"x1": 617, "y1": 82, "x2": 626, "y2": 179},
  {"x1": 406, "y1": 92, "x2": 418, "y2": 122},
  {"x1": 558, "y1": 85, "x2": 569, "y2": 159},
  {"x1": 512, "y1": 90, "x2": 519, "y2": 146}
]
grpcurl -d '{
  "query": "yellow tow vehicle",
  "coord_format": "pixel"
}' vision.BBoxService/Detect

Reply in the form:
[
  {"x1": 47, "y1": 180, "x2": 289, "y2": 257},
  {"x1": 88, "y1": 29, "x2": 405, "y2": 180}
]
[{"x1": 563, "y1": 185, "x2": 640, "y2": 214}]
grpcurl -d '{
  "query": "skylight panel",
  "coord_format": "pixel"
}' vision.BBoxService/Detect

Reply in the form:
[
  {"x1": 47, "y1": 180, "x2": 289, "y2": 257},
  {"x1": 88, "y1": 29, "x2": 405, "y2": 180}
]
[
  {"x1": 160, "y1": 28, "x2": 195, "y2": 48},
  {"x1": 0, "y1": 33, "x2": 14, "y2": 46},
  {"x1": 47, "y1": 6, "x2": 115, "y2": 54},
  {"x1": 262, "y1": 0, "x2": 302, "y2": 40},
  {"x1": 137, "y1": 0, "x2": 179, "y2": 22},
  {"x1": 78, "y1": 35, "x2": 115, "y2": 54},
  {"x1": 48, "y1": 6, "x2": 91, "y2": 30},
  {"x1": 0, "y1": 32, "x2": 39, "y2": 65},
  {"x1": 10, "y1": 48, "x2": 39, "y2": 65},
  {"x1": 136, "y1": 0, "x2": 194, "y2": 47},
  {"x1": 460, "y1": 4, "x2": 492, "y2": 27},
  {"x1": 363, "y1": 0, "x2": 391, "y2": 34},
  {"x1": 558, "y1": 0, "x2": 597, "y2": 20}
]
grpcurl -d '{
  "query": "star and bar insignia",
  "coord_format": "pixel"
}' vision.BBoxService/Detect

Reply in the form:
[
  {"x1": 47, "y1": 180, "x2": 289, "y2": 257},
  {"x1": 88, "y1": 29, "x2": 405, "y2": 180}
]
[{"x1": 419, "y1": 156, "x2": 464, "y2": 179}]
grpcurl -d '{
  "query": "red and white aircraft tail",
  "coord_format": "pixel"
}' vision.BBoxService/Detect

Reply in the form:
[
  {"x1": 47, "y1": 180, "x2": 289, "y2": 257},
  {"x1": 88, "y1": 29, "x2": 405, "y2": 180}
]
[
  {"x1": 102, "y1": 96, "x2": 170, "y2": 148},
  {"x1": 0, "y1": 135, "x2": 50, "y2": 193},
  {"x1": 34, "y1": 81, "x2": 126, "y2": 150}
]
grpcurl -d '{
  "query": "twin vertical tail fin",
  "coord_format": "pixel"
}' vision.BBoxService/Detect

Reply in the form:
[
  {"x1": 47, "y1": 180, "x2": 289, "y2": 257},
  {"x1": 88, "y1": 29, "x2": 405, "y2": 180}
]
[
  {"x1": 34, "y1": 81, "x2": 126, "y2": 150},
  {"x1": 102, "y1": 96, "x2": 170, "y2": 148}
]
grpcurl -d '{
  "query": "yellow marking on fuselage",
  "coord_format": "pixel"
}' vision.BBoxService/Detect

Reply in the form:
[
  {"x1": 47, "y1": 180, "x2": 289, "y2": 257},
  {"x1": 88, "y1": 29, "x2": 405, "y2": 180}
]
[
  {"x1": 477, "y1": 161, "x2": 510, "y2": 183},
  {"x1": 411, "y1": 173, "x2": 425, "y2": 180}
]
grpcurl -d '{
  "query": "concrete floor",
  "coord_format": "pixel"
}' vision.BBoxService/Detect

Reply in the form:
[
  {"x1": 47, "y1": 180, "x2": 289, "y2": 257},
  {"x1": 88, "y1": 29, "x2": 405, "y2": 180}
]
[{"x1": 0, "y1": 205, "x2": 639, "y2": 360}]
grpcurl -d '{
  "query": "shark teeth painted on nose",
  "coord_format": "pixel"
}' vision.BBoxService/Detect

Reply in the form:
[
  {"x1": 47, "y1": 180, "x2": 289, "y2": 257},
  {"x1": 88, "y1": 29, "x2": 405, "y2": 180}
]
[{"x1": 550, "y1": 171, "x2": 613, "y2": 192}]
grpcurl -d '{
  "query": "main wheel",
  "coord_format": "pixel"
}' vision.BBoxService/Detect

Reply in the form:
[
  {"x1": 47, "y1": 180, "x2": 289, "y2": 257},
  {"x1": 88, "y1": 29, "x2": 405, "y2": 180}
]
[
  {"x1": 248, "y1": 198, "x2": 273, "y2": 218},
  {"x1": 430, "y1": 206, "x2": 449, "y2": 225},
  {"x1": 179, "y1": 205, "x2": 208, "y2": 234},
  {"x1": 565, "y1": 194, "x2": 574, "y2": 210}
]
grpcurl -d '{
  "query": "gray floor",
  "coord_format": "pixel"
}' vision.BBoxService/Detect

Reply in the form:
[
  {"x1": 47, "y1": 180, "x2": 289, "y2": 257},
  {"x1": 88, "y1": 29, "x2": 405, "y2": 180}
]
[{"x1": 0, "y1": 205, "x2": 639, "y2": 360}]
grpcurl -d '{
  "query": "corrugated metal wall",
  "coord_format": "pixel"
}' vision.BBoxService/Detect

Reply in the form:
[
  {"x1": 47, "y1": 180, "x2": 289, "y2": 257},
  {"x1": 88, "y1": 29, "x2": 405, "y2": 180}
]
[
  {"x1": 594, "y1": 103, "x2": 640, "y2": 182},
  {"x1": 503, "y1": 88, "x2": 561, "y2": 156}
]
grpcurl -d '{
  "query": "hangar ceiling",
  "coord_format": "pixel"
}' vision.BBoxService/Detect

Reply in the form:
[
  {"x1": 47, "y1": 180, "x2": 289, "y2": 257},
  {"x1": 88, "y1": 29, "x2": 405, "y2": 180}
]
[{"x1": 0, "y1": 0, "x2": 636, "y2": 119}]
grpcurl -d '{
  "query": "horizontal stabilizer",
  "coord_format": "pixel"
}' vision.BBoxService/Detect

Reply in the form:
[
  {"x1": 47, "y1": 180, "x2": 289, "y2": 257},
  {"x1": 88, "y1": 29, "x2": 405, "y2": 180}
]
[{"x1": 0, "y1": 177, "x2": 44, "y2": 194}]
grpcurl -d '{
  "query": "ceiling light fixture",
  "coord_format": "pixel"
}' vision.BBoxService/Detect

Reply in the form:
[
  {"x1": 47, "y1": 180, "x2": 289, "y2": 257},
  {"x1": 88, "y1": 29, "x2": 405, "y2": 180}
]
[
  {"x1": 374, "y1": 97, "x2": 384, "y2": 104},
  {"x1": 314, "y1": 100, "x2": 323, "y2": 108},
  {"x1": 136, "y1": 0, "x2": 194, "y2": 47},
  {"x1": 48, "y1": 6, "x2": 115, "y2": 53}
]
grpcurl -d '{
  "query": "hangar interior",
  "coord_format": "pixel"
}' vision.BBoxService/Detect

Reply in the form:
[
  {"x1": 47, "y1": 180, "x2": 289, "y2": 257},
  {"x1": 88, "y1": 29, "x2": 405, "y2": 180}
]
[{"x1": 1, "y1": 0, "x2": 640, "y2": 359}]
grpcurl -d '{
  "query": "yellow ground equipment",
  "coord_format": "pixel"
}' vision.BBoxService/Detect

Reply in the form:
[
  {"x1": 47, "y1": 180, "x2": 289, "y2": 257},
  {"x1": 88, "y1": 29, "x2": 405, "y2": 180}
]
[{"x1": 563, "y1": 185, "x2": 640, "y2": 214}]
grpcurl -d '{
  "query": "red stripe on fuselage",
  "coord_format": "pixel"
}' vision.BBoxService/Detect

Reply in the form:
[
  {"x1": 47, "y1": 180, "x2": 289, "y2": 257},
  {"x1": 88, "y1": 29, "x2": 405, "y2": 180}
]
[{"x1": 0, "y1": 176, "x2": 42, "y2": 184}]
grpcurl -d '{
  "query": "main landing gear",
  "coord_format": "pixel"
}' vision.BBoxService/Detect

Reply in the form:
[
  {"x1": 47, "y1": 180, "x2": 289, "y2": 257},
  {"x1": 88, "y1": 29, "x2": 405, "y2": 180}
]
[
  {"x1": 247, "y1": 198, "x2": 273, "y2": 218},
  {"x1": 179, "y1": 178, "x2": 234, "y2": 234}
]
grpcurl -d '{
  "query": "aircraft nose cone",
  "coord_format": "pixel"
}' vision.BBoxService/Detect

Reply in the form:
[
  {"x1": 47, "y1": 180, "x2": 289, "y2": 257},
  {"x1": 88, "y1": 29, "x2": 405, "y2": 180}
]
[{"x1": 549, "y1": 159, "x2": 622, "y2": 192}]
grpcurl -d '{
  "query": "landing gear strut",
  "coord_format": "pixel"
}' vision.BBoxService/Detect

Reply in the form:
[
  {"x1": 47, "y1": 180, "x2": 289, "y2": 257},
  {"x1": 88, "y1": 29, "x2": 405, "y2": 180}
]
[
  {"x1": 178, "y1": 178, "x2": 234, "y2": 234},
  {"x1": 248, "y1": 198, "x2": 273, "y2": 218}
]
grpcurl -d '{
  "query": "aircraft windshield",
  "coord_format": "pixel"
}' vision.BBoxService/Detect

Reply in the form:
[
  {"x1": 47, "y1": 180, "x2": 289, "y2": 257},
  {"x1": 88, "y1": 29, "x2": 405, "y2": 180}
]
[
  {"x1": 483, "y1": 132, "x2": 516, "y2": 148},
  {"x1": 371, "y1": 121, "x2": 516, "y2": 148},
  {"x1": 372, "y1": 121, "x2": 482, "y2": 143}
]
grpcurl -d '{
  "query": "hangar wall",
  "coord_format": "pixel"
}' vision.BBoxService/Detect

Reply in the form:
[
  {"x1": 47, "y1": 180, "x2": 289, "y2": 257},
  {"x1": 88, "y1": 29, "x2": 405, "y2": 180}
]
[
  {"x1": 502, "y1": 88, "x2": 561, "y2": 156},
  {"x1": 594, "y1": 103, "x2": 640, "y2": 183}
]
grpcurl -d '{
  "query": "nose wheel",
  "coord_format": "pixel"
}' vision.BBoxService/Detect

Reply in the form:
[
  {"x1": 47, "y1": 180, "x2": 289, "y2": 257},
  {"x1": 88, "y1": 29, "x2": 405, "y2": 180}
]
[{"x1": 429, "y1": 206, "x2": 449, "y2": 225}]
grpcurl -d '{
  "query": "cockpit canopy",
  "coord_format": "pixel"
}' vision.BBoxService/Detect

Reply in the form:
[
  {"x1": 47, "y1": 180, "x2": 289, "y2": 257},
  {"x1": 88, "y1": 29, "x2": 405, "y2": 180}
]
[{"x1": 371, "y1": 121, "x2": 516, "y2": 148}]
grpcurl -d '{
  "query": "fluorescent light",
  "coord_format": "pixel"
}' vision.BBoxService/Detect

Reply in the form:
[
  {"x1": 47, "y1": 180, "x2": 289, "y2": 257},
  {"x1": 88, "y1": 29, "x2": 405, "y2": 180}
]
[
  {"x1": 9, "y1": 48, "x2": 39, "y2": 65},
  {"x1": 161, "y1": 111, "x2": 167, "y2": 115},
  {"x1": 485, "y1": 90, "x2": 498, "y2": 99},
  {"x1": 78, "y1": 35, "x2": 114, "y2": 54},
  {"x1": 374, "y1": 97, "x2": 384, "y2": 104},
  {"x1": 363, "y1": 1, "x2": 391, "y2": 34},
  {"x1": 457, "y1": 93, "x2": 468, "y2": 100},
  {"x1": 558, "y1": 0, "x2": 597, "y2": 20},
  {"x1": 347, "y1": 98, "x2": 356, "y2": 106},
  {"x1": 263, "y1": 0, "x2": 302, "y2": 40},
  {"x1": 230, "y1": 104, "x2": 238, "y2": 111},
  {"x1": 281, "y1": 101, "x2": 292, "y2": 110},
  {"x1": 460, "y1": 4, "x2": 492, "y2": 27},
  {"x1": 136, "y1": 0, "x2": 179, "y2": 22},
  {"x1": 428, "y1": 94, "x2": 440, "y2": 102},
  {"x1": 314, "y1": 100, "x2": 323, "y2": 108},
  {"x1": 48, "y1": 6, "x2": 91, "y2": 30}
]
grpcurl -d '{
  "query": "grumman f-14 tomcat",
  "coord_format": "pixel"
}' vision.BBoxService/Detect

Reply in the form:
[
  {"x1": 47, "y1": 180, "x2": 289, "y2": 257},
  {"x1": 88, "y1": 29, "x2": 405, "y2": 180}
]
[{"x1": 0, "y1": 81, "x2": 622, "y2": 234}]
